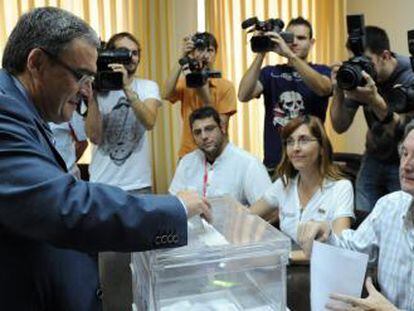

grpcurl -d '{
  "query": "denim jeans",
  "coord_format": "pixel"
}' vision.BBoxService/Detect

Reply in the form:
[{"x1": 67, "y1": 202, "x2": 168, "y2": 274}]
[{"x1": 356, "y1": 155, "x2": 400, "y2": 212}]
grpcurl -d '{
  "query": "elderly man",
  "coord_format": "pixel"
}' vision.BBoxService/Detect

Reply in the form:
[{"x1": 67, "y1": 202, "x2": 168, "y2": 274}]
[
  {"x1": 0, "y1": 7, "x2": 209, "y2": 311},
  {"x1": 297, "y1": 121, "x2": 414, "y2": 310}
]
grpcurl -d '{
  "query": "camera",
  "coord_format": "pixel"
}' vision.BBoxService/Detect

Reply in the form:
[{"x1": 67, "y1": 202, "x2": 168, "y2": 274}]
[
  {"x1": 191, "y1": 33, "x2": 211, "y2": 51},
  {"x1": 336, "y1": 15, "x2": 376, "y2": 90},
  {"x1": 94, "y1": 47, "x2": 133, "y2": 92},
  {"x1": 387, "y1": 30, "x2": 414, "y2": 113},
  {"x1": 241, "y1": 17, "x2": 294, "y2": 53},
  {"x1": 178, "y1": 56, "x2": 221, "y2": 88}
]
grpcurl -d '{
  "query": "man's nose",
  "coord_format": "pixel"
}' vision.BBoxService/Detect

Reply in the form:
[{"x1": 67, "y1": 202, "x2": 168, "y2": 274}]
[
  {"x1": 402, "y1": 156, "x2": 414, "y2": 171},
  {"x1": 200, "y1": 130, "x2": 209, "y2": 140}
]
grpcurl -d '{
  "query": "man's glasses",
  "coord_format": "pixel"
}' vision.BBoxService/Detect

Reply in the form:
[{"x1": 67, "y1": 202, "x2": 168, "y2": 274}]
[
  {"x1": 39, "y1": 47, "x2": 95, "y2": 86},
  {"x1": 285, "y1": 135, "x2": 319, "y2": 148}
]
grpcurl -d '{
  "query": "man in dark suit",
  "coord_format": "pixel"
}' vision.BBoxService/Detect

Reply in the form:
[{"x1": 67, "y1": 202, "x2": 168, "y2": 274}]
[{"x1": 0, "y1": 7, "x2": 210, "y2": 311}]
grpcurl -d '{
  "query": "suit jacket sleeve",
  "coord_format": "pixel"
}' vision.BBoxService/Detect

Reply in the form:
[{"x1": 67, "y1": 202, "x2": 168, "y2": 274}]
[{"x1": 0, "y1": 96, "x2": 187, "y2": 253}]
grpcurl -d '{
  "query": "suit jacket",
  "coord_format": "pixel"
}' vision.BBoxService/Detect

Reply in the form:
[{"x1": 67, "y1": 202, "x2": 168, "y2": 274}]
[{"x1": 0, "y1": 70, "x2": 187, "y2": 310}]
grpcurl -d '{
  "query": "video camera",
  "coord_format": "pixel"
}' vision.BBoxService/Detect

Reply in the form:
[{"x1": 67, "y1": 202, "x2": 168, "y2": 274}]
[
  {"x1": 94, "y1": 46, "x2": 133, "y2": 92},
  {"x1": 241, "y1": 17, "x2": 294, "y2": 53},
  {"x1": 178, "y1": 33, "x2": 222, "y2": 88},
  {"x1": 387, "y1": 30, "x2": 414, "y2": 113},
  {"x1": 179, "y1": 56, "x2": 221, "y2": 88},
  {"x1": 336, "y1": 15, "x2": 376, "y2": 90}
]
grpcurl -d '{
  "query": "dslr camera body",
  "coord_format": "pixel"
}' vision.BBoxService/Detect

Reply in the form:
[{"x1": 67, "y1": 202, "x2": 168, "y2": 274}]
[
  {"x1": 179, "y1": 33, "x2": 222, "y2": 88},
  {"x1": 241, "y1": 17, "x2": 294, "y2": 53},
  {"x1": 336, "y1": 15, "x2": 376, "y2": 90},
  {"x1": 94, "y1": 46, "x2": 133, "y2": 92}
]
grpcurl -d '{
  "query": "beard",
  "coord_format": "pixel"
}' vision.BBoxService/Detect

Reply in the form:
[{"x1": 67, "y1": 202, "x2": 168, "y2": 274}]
[{"x1": 126, "y1": 62, "x2": 138, "y2": 76}]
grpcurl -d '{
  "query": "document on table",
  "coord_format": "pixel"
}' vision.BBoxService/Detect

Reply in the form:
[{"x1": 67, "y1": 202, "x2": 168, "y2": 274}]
[{"x1": 310, "y1": 241, "x2": 369, "y2": 311}]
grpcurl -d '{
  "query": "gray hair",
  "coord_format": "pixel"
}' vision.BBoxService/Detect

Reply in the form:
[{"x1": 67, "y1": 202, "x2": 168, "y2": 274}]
[
  {"x1": 2, "y1": 7, "x2": 100, "y2": 74},
  {"x1": 398, "y1": 118, "x2": 414, "y2": 156},
  {"x1": 403, "y1": 119, "x2": 414, "y2": 140}
]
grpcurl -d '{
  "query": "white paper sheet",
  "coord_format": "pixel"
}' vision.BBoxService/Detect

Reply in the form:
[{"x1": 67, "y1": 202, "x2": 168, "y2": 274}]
[{"x1": 310, "y1": 241, "x2": 369, "y2": 311}]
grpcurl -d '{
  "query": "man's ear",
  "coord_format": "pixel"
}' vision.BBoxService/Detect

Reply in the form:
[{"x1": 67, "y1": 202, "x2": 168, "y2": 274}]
[
  {"x1": 310, "y1": 38, "x2": 315, "y2": 47},
  {"x1": 381, "y1": 50, "x2": 393, "y2": 61},
  {"x1": 26, "y1": 48, "x2": 47, "y2": 77}
]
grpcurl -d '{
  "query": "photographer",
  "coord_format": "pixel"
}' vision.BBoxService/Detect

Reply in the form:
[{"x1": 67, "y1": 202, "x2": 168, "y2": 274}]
[
  {"x1": 238, "y1": 17, "x2": 332, "y2": 174},
  {"x1": 330, "y1": 26, "x2": 414, "y2": 213},
  {"x1": 85, "y1": 32, "x2": 162, "y2": 310},
  {"x1": 162, "y1": 32, "x2": 237, "y2": 158}
]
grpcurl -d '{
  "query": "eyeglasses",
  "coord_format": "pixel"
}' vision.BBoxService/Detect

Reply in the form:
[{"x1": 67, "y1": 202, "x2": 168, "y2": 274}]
[
  {"x1": 285, "y1": 136, "x2": 318, "y2": 148},
  {"x1": 39, "y1": 48, "x2": 95, "y2": 86}
]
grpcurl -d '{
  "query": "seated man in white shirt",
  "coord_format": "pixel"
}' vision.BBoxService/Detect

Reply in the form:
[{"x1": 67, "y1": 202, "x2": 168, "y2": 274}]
[
  {"x1": 169, "y1": 106, "x2": 271, "y2": 205},
  {"x1": 297, "y1": 120, "x2": 414, "y2": 311}
]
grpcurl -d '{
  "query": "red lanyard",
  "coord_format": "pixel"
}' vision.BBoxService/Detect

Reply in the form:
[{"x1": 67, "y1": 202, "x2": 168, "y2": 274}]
[{"x1": 202, "y1": 159, "x2": 208, "y2": 198}]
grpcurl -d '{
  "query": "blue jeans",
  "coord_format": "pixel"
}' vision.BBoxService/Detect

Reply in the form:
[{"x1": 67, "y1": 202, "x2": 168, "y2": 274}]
[{"x1": 356, "y1": 155, "x2": 400, "y2": 212}]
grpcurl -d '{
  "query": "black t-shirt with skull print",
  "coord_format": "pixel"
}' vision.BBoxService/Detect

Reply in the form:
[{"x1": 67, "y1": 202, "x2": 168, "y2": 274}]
[{"x1": 259, "y1": 63, "x2": 331, "y2": 170}]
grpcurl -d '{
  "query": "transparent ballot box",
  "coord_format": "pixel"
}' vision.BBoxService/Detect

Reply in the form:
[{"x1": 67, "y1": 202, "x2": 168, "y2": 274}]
[{"x1": 131, "y1": 196, "x2": 291, "y2": 311}]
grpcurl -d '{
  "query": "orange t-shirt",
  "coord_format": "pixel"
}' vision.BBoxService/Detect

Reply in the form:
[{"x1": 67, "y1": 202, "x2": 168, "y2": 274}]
[{"x1": 167, "y1": 77, "x2": 237, "y2": 158}]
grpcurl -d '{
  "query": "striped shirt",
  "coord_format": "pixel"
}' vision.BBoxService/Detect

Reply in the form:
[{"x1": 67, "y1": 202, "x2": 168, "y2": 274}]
[{"x1": 331, "y1": 191, "x2": 414, "y2": 310}]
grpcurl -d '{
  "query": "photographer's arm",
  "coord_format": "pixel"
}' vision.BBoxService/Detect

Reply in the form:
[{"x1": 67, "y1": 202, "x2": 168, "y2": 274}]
[
  {"x1": 238, "y1": 53, "x2": 265, "y2": 102},
  {"x1": 195, "y1": 82, "x2": 213, "y2": 106},
  {"x1": 163, "y1": 36, "x2": 194, "y2": 100},
  {"x1": 162, "y1": 63, "x2": 182, "y2": 100},
  {"x1": 330, "y1": 87, "x2": 358, "y2": 133},
  {"x1": 85, "y1": 96, "x2": 103, "y2": 145},
  {"x1": 124, "y1": 86, "x2": 160, "y2": 130},
  {"x1": 289, "y1": 55, "x2": 332, "y2": 96},
  {"x1": 330, "y1": 64, "x2": 358, "y2": 133}
]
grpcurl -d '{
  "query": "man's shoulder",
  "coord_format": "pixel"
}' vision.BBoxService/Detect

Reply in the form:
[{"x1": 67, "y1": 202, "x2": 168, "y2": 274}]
[
  {"x1": 227, "y1": 143, "x2": 262, "y2": 165},
  {"x1": 213, "y1": 77, "x2": 235, "y2": 90},
  {"x1": 374, "y1": 190, "x2": 412, "y2": 216},
  {"x1": 180, "y1": 149, "x2": 204, "y2": 165},
  {"x1": 133, "y1": 78, "x2": 158, "y2": 89}
]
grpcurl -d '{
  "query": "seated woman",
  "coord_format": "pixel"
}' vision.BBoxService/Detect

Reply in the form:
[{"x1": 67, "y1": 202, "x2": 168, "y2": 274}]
[{"x1": 251, "y1": 115, "x2": 354, "y2": 262}]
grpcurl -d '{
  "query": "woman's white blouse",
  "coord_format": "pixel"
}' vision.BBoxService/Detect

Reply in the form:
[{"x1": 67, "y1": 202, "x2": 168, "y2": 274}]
[{"x1": 263, "y1": 176, "x2": 354, "y2": 243}]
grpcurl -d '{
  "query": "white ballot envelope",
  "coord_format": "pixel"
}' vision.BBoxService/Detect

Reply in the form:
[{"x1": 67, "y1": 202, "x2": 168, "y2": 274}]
[{"x1": 311, "y1": 241, "x2": 369, "y2": 310}]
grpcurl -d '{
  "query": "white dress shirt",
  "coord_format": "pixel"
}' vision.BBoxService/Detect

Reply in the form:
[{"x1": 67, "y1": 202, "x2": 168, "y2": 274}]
[
  {"x1": 263, "y1": 176, "x2": 354, "y2": 243},
  {"x1": 331, "y1": 191, "x2": 414, "y2": 310},
  {"x1": 169, "y1": 143, "x2": 271, "y2": 205}
]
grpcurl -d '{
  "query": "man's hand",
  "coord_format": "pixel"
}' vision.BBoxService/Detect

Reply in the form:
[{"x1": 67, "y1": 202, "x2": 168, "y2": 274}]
[
  {"x1": 266, "y1": 31, "x2": 295, "y2": 59},
  {"x1": 108, "y1": 63, "x2": 129, "y2": 87},
  {"x1": 297, "y1": 221, "x2": 331, "y2": 257},
  {"x1": 345, "y1": 71, "x2": 379, "y2": 106},
  {"x1": 326, "y1": 277, "x2": 399, "y2": 311},
  {"x1": 331, "y1": 62, "x2": 343, "y2": 89},
  {"x1": 181, "y1": 35, "x2": 194, "y2": 58},
  {"x1": 177, "y1": 190, "x2": 212, "y2": 223}
]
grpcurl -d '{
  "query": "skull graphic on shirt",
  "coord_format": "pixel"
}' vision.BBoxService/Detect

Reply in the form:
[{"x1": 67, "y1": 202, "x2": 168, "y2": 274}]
[{"x1": 273, "y1": 91, "x2": 305, "y2": 127}]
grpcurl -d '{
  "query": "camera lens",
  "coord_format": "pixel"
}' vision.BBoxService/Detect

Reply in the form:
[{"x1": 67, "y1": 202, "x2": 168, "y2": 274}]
[{"x1": 337, "y1": 64, "x2": 363, "y2": 90}]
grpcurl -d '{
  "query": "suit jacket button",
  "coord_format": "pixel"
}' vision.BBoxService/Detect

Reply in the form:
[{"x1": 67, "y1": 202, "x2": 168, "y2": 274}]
[
  {"x1": 155, "y1": 236, "x2": 161, "y2": 245},
  {"x1": 161, "y1": 235, "x2": 167, "y2": 244},
  {"x1": 172, "y1": 235, "x2": 178, "y2": 243},
  {"x1": 96, "y1": 287, "x2": 103, "y2": 300},
  {"x1": 167, "y1": 234, "x2": 173, "y2": 243}
]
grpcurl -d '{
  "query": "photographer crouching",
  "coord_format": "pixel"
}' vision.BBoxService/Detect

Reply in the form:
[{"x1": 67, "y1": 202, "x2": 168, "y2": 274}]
[
  {"x1": 330, "y1": 18, "x2": 414, "y2": 213},
  {"x1": 162, "y1": 32, "x2": 237, "y2": 158},
  {"x1": 85, "y1": 32, "x2": 163, "y2": 311}
]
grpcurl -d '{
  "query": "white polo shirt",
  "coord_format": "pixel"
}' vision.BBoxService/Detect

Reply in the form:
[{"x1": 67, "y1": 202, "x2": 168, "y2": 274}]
[
  {"x1": 263, "y1": 176, "x2": 354, "y2": 243},
  {"x1": 169, "y1": 143, "x2": 271, "y2": 205}
]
